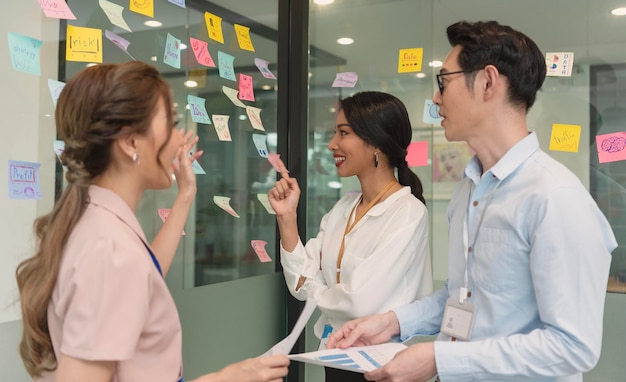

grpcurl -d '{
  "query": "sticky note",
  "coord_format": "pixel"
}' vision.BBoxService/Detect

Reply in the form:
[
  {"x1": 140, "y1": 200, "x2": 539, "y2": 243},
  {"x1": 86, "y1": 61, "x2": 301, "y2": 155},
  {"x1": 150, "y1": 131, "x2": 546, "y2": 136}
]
[
  {"x1": 214, "y1": 196, "x2": 240, "y2": 218},
  {"x1": 218, "y1": 51, "x2": 236, "y2": 81},
  {"x1": 157, "y1": 208, "x2": 186, "y2": 235},
  {"x1": 549, "y1": 124, "x2": 581, "y2": 153},
  {"x1": 66, "y1": 25, "x2": 103, "y2": 63},
  {"x1": 164, "y1": 33, "x2": 181, "y2": 69},
  {"x1": 251, "y1": 240, "x2": 272, "y2": 262},
  {"x1": 205, "y1": 12, "x2": 224, "y2": 43},
  {"x1": 255, "y1": 58, "x2": 277, "y2": 80},
  {"x1": 238, "y1": 73, "x2": 255, "y2": 101},
  {"x1": 546, "y1": 52, "x2": 574, "y2": 77},
  {"x1": 257, "y1": 193, "x2": 276, "y2": 215},
  {"x1": 398, "y1": 48, "x2": 423, "y2": 73},
  {"x1": 99, "y1": 0, "x2": 132, "y2": 32},
  {"x1": 8, "y1": 160, "x2": 42, "y2": 200},
  {"x1": 189, "y1": 37, "x2": 215, "y2": 67},
  {"x1": 129, "y1": 0, "x2": 154, "y2": 17},
  {"x1": 332, "y1": 72, "x2": 358, "y2": 88},
  {"x1": 187, "y1": 95, "x2": 211, "y2": 124},
  {"x1": 223, "y1": 86, "x2": 247, "y2": 108},
  {"x1": 212, "y1": 114, "x2": 232, "y2": 141},
  {"x1": 406, "y1": 141, "x2": 428, "y2": 167},
  {"x1": 37, "y1": 0, "x2": 76, "y2": 19},
  {"x1": 7, "y1": 32, "x2": 43, "y2": 75},
  {"x1": 252, "y1": 134, "x2": 269, "y2": 158},
  {"x1": 246, "y1": 106, "x2": 265, "y2": 131},
  {"x1": 234, "y1": 24, "x2": 255, "y2": 51},
  {"x1": 596, "y1": 132, "x2": 626, "y2": 163},
  {"x1": 423, "y1": 99, "x2": 442, "y2": 124}
]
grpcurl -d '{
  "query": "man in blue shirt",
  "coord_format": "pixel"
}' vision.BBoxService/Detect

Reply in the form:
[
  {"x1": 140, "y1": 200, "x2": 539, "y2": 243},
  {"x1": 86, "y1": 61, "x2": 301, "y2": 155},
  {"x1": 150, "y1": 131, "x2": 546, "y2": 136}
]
[{"x1": 327, "y1": 20, "x2": 618, "y2": 382}]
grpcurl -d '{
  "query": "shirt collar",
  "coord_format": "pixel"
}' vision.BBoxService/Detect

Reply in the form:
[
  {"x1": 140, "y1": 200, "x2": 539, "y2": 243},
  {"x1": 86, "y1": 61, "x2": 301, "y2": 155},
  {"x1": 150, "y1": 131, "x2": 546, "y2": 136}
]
[
  {"x1": 87, "y1": 185, "x2": 147, "y2": 243},
  {"x1": 464, "y1": 132, "x2": 540, "y2": 183},
  {"x1": 345, "y1": 186, "x2": 412, "y2": 218}
]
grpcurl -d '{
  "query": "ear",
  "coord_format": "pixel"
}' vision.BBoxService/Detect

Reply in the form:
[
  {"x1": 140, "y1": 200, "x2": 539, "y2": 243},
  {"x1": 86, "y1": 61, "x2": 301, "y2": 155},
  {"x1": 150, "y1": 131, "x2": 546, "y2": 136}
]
[
  {"x1": 481, "y1": 64, "x2": 500, "y2": 100},
  {"x1": 114, "y1": 128, "x2": 138, "y2": 161}
]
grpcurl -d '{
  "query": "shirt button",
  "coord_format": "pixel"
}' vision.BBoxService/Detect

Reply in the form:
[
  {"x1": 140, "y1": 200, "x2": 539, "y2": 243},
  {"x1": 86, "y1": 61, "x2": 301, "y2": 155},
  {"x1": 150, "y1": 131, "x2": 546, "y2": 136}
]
[
  {"x1": 467, "y1": 291, "x2": 472, "y2": 298},
  {"x1": 468, "y1": 246, "x2": 473, "y2": 252},
  {"x1": 473, "y1": 200, "x2": 479, "y2": 207}
]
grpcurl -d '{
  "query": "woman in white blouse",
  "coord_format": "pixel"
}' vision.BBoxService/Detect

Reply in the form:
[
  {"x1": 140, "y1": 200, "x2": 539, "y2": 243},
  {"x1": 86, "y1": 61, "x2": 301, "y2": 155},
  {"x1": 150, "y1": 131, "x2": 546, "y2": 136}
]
[{"x1": 268, "y1": 91, "x2": 433, "y2": 382}]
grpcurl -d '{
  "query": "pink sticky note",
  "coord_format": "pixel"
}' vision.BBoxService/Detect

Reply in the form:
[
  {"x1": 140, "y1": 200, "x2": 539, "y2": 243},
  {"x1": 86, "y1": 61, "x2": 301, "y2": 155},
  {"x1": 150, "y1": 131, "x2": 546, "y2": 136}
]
[
  {"x1": 189, "y1": 37, "x2": 215, "y2": 67},
  {"x1": 406, "y1": 141, "x2": 428, "y2": 167},
  {"x1": 596, "y1": 132, "x2": 626, "y2": 164},
  {"x1": 238, "y1": 73, "x2": 255, "y2": 101},
  {"x1": 251, "y1": 240, "x2": 272, "y2": 263},
  {"x1": 157, "y1": 208, "x2": 186, "y2": 235},
  {"x1": 267, "y1": 153, "x2": 281, "y2": 171},
  {"x1": 38, "y1": 0, "x2": 77, "y2": 19}
]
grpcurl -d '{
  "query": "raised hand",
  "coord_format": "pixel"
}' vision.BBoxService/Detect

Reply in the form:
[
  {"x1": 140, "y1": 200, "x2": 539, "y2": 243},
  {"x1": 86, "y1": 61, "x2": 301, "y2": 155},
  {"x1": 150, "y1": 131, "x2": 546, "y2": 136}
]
[{"x1": 267, "y1": 157, "x2": 300, "y2": 217}]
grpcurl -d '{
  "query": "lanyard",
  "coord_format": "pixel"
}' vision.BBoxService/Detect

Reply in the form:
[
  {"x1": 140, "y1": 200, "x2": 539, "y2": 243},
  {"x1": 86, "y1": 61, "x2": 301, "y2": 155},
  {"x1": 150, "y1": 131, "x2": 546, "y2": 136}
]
[
  {"x1": 335, "y1": 179, "x2": 397, "y2": 283},
  {"x1": 142, "y1": 242, "x2": 183, "y2": 382},
  {"x1": 460, "y1": 178, "x2": 502, "y2": 303},
  {"x1": 142, "y1": 241, "x2": 163, "y2": 277}
]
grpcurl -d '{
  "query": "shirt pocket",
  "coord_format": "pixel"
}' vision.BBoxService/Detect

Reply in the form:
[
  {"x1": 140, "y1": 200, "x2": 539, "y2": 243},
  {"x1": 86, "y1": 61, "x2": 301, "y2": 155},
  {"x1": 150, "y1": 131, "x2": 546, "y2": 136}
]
[{"x1": 472, "y1": 227, "x2": 528, "y2": 293}]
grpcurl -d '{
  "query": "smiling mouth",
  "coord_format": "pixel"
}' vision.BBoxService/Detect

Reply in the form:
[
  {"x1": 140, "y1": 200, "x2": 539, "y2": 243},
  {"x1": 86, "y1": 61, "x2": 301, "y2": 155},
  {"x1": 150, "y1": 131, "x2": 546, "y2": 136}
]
[{"x1": 334, "y1": 156, "x2": 346, "y2": 167}]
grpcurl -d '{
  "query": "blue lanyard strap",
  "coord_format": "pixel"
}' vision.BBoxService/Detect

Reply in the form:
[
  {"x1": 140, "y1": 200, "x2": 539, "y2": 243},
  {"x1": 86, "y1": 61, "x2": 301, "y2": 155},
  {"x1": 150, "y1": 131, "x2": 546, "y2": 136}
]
[{"x1": 142, "y1": 242, "x2": 163, "y2": 277}]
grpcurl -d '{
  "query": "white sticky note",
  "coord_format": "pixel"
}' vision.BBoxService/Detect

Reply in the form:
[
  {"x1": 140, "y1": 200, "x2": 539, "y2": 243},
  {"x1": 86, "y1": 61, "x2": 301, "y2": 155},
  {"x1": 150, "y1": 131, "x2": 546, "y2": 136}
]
[
  {"x1": 246, "y1": 106, "x2": 265, "y2": 131},
  {"x1": 213, "y1": 195, "x2": 240, "y2": 218},
  {"x1": 257, "y1": 193, "x2": 276, "y2": 215}
]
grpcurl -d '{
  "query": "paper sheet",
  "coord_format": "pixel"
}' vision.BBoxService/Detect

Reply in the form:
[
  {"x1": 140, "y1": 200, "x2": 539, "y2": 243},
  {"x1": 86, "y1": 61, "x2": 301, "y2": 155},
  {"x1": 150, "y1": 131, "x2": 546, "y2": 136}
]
[
  {"x1": 288, "y1": 342, "x2": 407, "y2": 373},
  {"x1": 262, "y1": 298, "x2": 317, "y2": 356}
]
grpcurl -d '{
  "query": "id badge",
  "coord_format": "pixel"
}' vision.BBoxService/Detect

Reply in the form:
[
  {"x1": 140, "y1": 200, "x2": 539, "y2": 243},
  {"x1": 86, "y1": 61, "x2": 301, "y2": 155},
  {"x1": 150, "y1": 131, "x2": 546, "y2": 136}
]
[
  {"x1": 318, "y1": 324, "x2": 333, "y2": 351},
  {"x1": 440, "y1": 298, "x2": 475, "y2": 341}
]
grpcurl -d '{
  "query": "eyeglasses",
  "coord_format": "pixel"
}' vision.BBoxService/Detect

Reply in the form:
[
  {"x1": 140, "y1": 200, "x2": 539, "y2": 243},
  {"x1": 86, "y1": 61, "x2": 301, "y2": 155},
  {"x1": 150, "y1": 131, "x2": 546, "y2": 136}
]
[{"x1": 436, "y1": 69, "x2": 481, "y2": 94}]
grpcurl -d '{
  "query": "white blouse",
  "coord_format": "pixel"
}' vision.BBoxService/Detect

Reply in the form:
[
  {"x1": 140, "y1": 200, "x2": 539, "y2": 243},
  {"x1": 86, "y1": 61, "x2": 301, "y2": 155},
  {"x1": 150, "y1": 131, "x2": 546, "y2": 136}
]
[{"x1": 280, "y1": 186, "x2": 433, "y2": 338}]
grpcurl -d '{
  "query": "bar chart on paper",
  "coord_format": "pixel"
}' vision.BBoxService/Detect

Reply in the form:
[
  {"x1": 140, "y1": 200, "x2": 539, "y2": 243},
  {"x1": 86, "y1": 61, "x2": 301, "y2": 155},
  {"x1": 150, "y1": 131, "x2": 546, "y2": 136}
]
[{"x1": 289, "y1": 343, "x2": 407, "y2": 373}]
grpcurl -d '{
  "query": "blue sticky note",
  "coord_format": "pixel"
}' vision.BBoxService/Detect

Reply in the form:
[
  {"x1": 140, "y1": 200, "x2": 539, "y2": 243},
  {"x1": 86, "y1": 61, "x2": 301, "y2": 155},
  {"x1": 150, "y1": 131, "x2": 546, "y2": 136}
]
[
  {"x1": 7, "y1": 32, "x2": 43, "y2": 75},
  {"x1": 423, "y1": 99, "x2": 443, "y2": 125},
  {"x1": 8, "y1": 160, "x2": 42, "y2": 199},
  {"x1": 187, "y1": 95, "x2": 211, "y2": 124},
  {"x1": 218, "y1": 51, "x2": 236, "y2": 81},
  {"x1": 163, "y1": 33, "x2": 181, "y2": 69}
]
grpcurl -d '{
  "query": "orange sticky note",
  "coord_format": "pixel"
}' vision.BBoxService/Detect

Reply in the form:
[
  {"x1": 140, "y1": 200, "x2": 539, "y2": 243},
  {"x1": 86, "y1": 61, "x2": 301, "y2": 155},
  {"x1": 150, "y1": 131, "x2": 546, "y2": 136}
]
[
  {"x1": 205, "y1": 12, "x2": 224, "y2": 43},
  {"x1": 549, "y1": 124, "x2": 581, "y2": 153},
  {"x1": 129, "y1": 0, "x2": 154, "y2": 17},
  {"x1": 398, "y1": 48, "x2": 423, "y2": 73}
]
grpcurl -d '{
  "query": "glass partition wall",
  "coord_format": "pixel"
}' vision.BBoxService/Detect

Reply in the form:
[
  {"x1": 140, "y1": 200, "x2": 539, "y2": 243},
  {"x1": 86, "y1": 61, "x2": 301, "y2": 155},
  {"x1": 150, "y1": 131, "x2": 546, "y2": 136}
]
[
  {"x1": 305, "y1": 1, "x2": 626, "y2": 379},
  {"x1": 63, "y1": 0, "x2": 282, "y2": 288}
]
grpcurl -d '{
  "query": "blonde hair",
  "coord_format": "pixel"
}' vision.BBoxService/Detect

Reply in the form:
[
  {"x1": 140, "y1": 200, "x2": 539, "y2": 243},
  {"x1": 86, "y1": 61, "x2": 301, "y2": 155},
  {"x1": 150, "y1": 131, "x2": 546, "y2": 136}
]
[{"x1": 15, "y1": 61, "x2": 174, "y2": 377}]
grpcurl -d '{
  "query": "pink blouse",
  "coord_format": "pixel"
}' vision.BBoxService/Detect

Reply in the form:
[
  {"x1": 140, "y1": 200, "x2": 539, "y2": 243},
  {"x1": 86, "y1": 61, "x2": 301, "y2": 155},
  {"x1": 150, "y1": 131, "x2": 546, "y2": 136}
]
[{"x1": 40, "y1": 185, "x2": 182, "y2": 382}]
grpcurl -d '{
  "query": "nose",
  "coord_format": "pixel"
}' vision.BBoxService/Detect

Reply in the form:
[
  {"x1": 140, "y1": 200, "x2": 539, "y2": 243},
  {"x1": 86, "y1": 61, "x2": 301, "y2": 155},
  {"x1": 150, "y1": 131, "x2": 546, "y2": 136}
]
[
  {"x1": 327, "y1": 135, "x2": 338, "y2": 151},
  {"x1": 432, "y1": 90, "x2": 442, "y2": 106}
]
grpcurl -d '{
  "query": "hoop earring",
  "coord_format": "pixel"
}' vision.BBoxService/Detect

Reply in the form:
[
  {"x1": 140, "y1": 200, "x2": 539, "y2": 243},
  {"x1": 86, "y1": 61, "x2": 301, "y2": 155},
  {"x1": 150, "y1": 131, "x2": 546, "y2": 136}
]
[
  {"x1": 374, "y1": 152, "x2": 379, "y2": 168},
  {"x1": 132, "y1": 152, "x2": 140, "y2": 165}
]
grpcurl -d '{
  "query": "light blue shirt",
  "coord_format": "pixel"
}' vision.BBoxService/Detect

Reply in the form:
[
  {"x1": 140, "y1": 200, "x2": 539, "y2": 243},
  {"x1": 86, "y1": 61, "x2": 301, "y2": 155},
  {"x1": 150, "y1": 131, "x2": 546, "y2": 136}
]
[{"x1": 394, "y1": 132, "x2": 617, "y2": 381}]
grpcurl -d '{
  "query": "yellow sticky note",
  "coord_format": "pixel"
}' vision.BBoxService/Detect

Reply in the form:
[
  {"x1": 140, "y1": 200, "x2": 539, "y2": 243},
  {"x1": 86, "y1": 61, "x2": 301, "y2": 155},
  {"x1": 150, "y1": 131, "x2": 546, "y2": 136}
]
[
  {"x1": 129, "y1": 0, "x2": 154, "y2": 17},
  {"x1": 398, "y1": 48, "x2": 423, "y2": 73},
  {"x1": 66, "y1": 25, "x2": 103, "y2": 63},
  {"x1": 205, "y1": 12, "x2": 224, "y2": 44},
  {"x1": 234, "y1": 24, "x2": 255, "y2": 51},
  {"x1": 549, "y1": 124, "x2": 581, "y2": 152}
]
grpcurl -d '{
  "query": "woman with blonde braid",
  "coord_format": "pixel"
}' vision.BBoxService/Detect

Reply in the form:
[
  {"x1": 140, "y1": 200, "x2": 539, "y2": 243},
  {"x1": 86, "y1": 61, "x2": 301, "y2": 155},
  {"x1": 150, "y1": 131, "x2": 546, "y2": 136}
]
[{"x1": 16, "y1": 61, "x2": 288, "y2": 382}]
